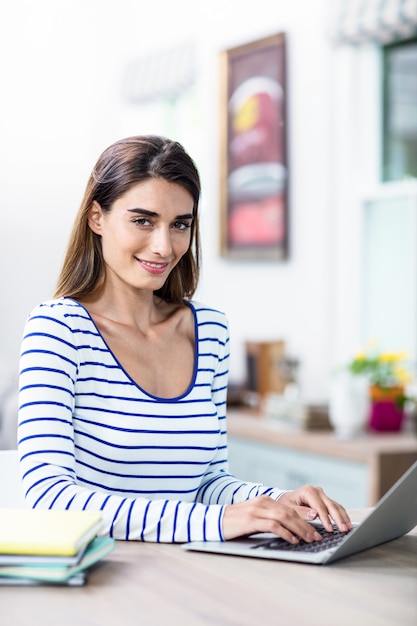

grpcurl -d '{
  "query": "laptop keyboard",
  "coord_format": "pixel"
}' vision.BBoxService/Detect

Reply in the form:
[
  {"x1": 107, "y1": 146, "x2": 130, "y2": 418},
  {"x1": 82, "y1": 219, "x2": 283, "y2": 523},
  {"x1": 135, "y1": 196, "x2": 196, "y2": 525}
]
[{"x1": 252, "y1": 526, "x2": 351, "y2": 553}]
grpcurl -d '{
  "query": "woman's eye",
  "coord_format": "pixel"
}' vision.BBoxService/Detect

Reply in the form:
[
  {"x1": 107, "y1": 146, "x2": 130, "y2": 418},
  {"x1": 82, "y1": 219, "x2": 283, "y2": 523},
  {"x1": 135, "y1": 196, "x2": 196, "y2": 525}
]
[
  {"x1": 133, "y1": 217, "x2": 151, "y2": 226},
  {"x1": 173, "y1": 221, "x2": 192, "y2": 231}
]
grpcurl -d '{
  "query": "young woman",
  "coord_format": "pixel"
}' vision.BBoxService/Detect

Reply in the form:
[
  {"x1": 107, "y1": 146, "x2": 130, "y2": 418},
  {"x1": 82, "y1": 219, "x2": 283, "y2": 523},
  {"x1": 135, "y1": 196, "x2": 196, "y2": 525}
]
[{"x1": 18, "y1": 135, "x2": 352, "y2": 543}]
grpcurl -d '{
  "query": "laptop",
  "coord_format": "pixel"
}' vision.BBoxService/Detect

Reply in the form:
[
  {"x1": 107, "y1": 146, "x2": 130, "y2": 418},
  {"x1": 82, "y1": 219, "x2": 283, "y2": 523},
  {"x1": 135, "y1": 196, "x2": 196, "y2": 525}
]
[{"x1": 182, "y1": 459, "x2": 417, "y2": 565}]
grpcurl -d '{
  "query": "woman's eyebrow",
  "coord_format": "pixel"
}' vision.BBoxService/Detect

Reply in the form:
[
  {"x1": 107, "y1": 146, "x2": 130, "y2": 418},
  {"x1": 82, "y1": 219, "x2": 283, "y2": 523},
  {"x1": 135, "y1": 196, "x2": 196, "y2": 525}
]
[
  {"x1": 127, "y1": 208, "x2": 193, "y2": 220},
  {"x1": 127, "y1": 208, "x2": 159, "y2": 217}
]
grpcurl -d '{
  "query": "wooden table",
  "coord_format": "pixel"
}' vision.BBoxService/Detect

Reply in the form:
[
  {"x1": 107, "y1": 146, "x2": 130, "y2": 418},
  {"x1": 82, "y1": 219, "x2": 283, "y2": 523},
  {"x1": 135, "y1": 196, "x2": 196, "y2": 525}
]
[{"x1": 2, "y1": 510, "x2": 417, "y2": 626}]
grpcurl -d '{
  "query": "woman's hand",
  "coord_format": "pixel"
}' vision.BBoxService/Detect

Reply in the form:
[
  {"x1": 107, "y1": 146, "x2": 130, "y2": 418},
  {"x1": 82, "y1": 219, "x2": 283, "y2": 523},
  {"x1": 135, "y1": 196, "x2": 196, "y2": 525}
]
[
  {"x1": 222, "y1": 486, "x2": 352, "y2": 543},
  {"x1": 278, "y1": 485, "x2": 352, "y2": 534}
]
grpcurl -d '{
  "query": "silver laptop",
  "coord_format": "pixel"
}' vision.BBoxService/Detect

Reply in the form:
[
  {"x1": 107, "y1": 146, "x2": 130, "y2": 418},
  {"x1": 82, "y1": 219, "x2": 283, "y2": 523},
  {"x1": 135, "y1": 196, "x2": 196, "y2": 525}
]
[{"x1": 183, "y1": 459, "x2": 417, "y2": 564}]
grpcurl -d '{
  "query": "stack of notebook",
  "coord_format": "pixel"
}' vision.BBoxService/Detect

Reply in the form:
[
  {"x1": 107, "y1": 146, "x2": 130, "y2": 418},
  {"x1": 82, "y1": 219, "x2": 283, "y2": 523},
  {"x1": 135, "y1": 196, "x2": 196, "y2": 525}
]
[{"x1": 0, "y1": 509, "x2": 115, "y2": 585}]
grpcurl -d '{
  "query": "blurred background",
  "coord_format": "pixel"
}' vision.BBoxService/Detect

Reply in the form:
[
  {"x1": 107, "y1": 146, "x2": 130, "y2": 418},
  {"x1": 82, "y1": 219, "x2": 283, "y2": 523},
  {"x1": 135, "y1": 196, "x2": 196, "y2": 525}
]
[{"x1": 0, "y1": 0, "x2": 416, "y2": 447}]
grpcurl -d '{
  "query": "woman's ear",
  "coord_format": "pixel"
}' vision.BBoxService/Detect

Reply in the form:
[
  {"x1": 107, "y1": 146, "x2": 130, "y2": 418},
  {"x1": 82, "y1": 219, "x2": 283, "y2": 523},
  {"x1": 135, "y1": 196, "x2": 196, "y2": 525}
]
[{"x1": 87, "y1": 201, "x2": 103, "y2": 235}]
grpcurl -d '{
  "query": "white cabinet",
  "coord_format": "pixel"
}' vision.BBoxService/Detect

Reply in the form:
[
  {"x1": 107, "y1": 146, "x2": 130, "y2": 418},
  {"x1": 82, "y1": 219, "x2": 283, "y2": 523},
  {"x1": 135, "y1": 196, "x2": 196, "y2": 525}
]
[{"x1": 228, "y1": 436, "x2": 369, "y2": 508}]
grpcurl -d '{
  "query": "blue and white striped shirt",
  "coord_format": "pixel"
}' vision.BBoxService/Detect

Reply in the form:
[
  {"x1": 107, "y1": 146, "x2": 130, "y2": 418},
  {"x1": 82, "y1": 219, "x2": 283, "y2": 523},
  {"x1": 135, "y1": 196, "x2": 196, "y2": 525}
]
[{"x1": 18, "y1": 298, "x2": 284, "y2": 542}]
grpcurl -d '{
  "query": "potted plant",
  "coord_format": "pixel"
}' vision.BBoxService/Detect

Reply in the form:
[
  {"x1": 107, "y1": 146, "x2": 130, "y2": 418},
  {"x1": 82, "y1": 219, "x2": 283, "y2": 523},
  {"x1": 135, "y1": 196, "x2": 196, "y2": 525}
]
[{"x1": 348, "y1": 348, "x2": 412, "y2": 432}]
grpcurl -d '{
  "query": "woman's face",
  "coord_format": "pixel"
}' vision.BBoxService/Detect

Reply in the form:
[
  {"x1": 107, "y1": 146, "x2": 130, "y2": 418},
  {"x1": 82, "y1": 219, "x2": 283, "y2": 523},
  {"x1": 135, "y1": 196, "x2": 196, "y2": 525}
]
[{"x1": 88, "y1": 178, "x2": 194, "y2": 294}]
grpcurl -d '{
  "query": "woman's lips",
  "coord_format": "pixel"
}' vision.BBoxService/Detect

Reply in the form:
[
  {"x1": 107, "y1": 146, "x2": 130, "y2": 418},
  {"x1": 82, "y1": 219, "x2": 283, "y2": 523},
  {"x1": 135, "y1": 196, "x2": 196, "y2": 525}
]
[{"x1": 136, "y1": 258, "x2": 169, "y2": 275}]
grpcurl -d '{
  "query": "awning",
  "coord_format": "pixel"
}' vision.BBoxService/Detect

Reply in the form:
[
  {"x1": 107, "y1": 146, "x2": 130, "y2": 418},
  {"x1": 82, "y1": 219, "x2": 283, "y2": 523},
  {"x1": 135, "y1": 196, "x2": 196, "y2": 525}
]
[{"x1": 329, "y1": 0, "x2": 417, "y2": 45}]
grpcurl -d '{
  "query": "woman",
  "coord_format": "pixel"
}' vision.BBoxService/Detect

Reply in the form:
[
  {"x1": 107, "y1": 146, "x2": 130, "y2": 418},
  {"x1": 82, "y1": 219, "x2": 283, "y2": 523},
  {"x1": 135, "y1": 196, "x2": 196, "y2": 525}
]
[{"x1": 18, "y1": 135, "x2": 352, "y2": 543}]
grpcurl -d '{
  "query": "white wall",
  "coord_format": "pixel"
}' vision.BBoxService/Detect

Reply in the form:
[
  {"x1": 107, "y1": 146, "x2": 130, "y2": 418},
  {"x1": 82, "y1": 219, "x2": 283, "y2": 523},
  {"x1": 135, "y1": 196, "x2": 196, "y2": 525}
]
[{"x1": 0, "y1": 0, "x2": 358, "y2": 403}]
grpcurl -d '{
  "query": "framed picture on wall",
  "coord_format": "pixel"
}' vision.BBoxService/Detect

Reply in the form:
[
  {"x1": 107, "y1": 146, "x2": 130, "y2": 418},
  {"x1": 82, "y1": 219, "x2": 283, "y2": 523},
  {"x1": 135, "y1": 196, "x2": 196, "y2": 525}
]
[{"x1": 219, "y1": 33, "x2": 288, "y2": 259}]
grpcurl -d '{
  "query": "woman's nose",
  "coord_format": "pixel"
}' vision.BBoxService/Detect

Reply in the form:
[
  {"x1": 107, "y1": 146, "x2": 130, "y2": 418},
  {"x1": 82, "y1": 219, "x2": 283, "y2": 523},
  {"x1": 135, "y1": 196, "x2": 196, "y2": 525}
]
[{"x1": 151, "y1": 226, "x2": 173, "y2": 257}]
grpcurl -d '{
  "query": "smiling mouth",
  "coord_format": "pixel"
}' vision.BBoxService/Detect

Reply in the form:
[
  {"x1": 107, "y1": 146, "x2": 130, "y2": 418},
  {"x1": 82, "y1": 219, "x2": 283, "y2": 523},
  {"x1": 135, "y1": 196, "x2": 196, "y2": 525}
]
[
  {"x1": 140, "y1": 260, "x2": 168, "y2": 269},
  {"x1": 136, "y1": 258, "x2": 170, "y2": 274}
]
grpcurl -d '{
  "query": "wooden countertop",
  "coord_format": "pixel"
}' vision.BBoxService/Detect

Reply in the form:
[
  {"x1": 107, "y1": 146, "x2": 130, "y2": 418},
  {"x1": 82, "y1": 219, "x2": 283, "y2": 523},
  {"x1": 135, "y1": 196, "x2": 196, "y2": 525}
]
[{"x1": 226, "y1": 409, "x2": 417, "y2": 463}]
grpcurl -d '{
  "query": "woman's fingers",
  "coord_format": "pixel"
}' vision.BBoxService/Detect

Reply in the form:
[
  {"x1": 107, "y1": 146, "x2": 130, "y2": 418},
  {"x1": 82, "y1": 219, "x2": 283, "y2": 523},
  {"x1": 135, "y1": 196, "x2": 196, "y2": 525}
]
[
  {"x1": 222, "y1": 496, "x2": 324, "y2": 542},
  {"x1": 279, "y1": 486, "x2": 353, "y2": 532}
]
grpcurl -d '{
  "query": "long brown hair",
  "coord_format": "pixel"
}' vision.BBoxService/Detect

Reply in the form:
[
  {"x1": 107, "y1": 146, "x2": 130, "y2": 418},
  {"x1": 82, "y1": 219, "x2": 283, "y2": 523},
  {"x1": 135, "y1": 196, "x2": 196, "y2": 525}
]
[{"x1": 54, "y1": 135, "x2": 201, "y2": 304}]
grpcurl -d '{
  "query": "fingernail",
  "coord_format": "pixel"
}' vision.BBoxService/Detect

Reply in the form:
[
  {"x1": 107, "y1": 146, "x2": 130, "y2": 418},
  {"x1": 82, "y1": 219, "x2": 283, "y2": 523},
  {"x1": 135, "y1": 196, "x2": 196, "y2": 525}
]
[{"x1": 306, "y1": 510, "x2": 317, "y2": 520}]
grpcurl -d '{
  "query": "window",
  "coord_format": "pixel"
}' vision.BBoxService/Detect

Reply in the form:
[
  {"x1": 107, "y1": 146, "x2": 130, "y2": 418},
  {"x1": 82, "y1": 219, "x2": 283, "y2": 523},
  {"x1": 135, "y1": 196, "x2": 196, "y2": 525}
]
[
  {"x1": 361, "y1": 189, "x2": 417, "y2": 356},
  {"x1": 382, "y1": 38, "x2": 417, "y2": 182}
]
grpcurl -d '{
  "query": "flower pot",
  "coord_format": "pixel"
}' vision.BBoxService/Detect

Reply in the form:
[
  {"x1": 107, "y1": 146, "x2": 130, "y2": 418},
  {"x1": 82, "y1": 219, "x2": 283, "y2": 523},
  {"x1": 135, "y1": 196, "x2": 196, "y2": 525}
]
[{"x1": 368, "y1": 386, "x2": 405, "y2": 432}]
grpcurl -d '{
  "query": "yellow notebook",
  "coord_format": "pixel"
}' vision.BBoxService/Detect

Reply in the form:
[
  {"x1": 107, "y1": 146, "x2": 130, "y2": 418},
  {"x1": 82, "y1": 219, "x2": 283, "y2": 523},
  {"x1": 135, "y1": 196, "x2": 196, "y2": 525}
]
[{"x1": 0, "y1": 509, "x2": 103, "y2": 556}]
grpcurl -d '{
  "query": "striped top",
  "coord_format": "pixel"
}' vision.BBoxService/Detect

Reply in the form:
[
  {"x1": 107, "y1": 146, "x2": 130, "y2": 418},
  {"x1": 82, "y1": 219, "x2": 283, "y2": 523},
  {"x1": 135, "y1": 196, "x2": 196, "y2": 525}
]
[{"x1": 17, "y1": 298, "x2": 285, "y2": 542}]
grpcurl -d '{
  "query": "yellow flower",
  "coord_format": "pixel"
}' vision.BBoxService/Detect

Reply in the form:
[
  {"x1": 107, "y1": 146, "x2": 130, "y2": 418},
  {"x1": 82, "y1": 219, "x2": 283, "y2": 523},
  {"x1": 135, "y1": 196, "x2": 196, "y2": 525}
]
[
  {"x1": 394, "y1": 367, "x2": 412, "y2": 386},
  {"x1": 348, "y1": 345, "x2": 412, "y2": 389}
]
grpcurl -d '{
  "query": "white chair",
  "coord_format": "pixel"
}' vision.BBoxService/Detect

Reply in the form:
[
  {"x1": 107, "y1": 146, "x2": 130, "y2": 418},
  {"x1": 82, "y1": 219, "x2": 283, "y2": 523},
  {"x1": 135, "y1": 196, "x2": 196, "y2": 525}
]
[{"x1": 0, "y1": 449, "x2": 27, "y2": 507}]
